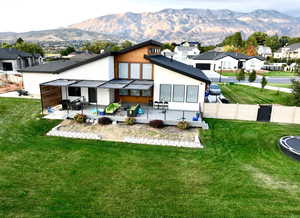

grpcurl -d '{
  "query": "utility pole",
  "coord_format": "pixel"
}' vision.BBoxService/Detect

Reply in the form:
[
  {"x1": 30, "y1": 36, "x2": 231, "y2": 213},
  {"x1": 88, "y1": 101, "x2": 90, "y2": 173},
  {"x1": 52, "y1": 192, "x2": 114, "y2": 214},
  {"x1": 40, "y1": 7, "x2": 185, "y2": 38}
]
[{"x1": 219, "y1": 61, "x2": 223, "y2": 83}]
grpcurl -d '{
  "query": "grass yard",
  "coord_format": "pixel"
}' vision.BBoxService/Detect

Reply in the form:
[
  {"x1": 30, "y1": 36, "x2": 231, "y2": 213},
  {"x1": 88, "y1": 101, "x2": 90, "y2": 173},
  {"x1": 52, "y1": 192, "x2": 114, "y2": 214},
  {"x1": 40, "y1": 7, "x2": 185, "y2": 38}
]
[
  {"x1": 1, "y1": 97, "x2": 300, "y2": 217},
  {"x1": 220, "y1": 71, "x2": 238, "y2": 77},
  {"x1": 220, "y1": 84, "x2": 295, "y2": 105},
  {"x1": 268, "y1": 83, "x2": 293, "y2": 89},
  {"x1": 262, "y1": 71, "x2": 295, "y2": 77}
]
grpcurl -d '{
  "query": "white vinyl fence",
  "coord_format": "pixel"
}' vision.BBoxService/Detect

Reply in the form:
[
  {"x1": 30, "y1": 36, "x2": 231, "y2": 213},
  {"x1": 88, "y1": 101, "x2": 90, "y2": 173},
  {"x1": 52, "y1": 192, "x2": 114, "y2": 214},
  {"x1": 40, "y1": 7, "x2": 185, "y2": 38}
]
[
  {"x1": 0, "y1": 73, "x2": 23, "y2": 84},
  {"x1": 203, "y1": 103, "x2": 300, "y2": 124}
]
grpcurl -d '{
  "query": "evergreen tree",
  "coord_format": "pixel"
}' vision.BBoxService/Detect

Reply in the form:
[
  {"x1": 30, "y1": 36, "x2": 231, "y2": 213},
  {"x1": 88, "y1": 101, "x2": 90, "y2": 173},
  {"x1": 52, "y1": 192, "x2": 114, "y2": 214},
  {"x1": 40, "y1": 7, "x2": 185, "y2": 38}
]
[
  {"x1": 248, "y1": 70, "x2": 257, "y2": 82},
  {"x1": 291, "y1": 64, "x2": 300, "y2": 105},
  {"x1": 261, "y1": 76, "x2": 268, "y2": 90},
  {"x1": 236, "y1": 69, "x2": 246, "y2": 81}
]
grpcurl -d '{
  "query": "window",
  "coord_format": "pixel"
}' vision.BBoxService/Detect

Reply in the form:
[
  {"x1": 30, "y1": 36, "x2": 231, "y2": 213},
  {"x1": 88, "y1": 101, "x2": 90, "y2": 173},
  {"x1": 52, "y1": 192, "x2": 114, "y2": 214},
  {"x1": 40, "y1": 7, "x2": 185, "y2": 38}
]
[
  {"x1": 119, "y1": 89, "x2": 129, "y2": 96},
  {"x1": 130, "y1": 63, "x2": 140, "y2": 79},
  {"x1": 68, "y1": 87, "x2": 81, "y2": 97},
  {"x1": 173, "y1": 85, "x2": 185, "y2": 102},
  {"x1": 142, "y1": 89, "x2": 152, "y2": 97},
  {"x1": 142, "y1": 64, "x2": 152, "y2": 80},
  {"x1": 130, "y1": 90, "x2": 140, "y2": 96},
  {"x1": 159, "y1": 84, "x2": 172, "y2": 102},
  {"x1": 119, "y1": 63, "x2": 129, "y2": 79},
  {"x1": 186, "y1": 85, "x2": 199, "y2": 103},
  {"x1": 2, "y1": 62, "x2": 13, "y2": 71}
]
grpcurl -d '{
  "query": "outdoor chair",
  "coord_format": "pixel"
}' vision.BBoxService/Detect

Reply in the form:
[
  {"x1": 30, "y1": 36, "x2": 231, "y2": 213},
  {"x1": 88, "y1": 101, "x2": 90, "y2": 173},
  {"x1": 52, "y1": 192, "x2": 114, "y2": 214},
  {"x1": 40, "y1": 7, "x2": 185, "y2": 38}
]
[
  {"x1": 71, "y1": 99, "x2": 82, "y2": 110},
  {"x1": 62, "y1": 100, "x2": 71, "y2": 110}
]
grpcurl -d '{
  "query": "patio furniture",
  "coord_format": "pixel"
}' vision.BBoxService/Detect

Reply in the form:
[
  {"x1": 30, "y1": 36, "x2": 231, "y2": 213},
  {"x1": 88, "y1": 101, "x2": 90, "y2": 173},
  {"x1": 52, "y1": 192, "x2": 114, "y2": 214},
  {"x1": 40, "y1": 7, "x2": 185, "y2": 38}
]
[
  {"x1": 105, "y1": 102, "x2": 121, "y2": 114},
  {"x1": 62, "y1": 100, "x2": 71, "y2": 110},
  {"x1": 98, "y1": 109, "x2": 105, "y2": 116},
  {"x1": 17, "y1": 90, "x2": 28, "y2": 96},
  {"x1": 127, "y1": 104, "x2": 140, "y2": 117},
  {"x1": 71, "y1": 99, "x2": 82, "y2": 110},
  {"x1": 163, "y1": 102, "x2": 169, "y2": 110}
]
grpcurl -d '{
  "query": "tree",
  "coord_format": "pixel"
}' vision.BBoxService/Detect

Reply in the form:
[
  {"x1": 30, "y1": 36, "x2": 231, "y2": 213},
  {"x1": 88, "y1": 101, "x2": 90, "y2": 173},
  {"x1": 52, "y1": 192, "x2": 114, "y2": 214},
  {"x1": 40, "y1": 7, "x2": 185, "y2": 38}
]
[
  {"x1": 248, "y1": 70, "x2": 257, "y2": 82},
  {"x1": 265, "y1": 35, "x2": 280, "y2": 51},
  {"x1": 247, "y1": 32, "x2": 268, "y2": 45},
  {"x1": 162, "y1": 42, "x2": 175, "y2": 51},
  {"x1": 236, "y1": 69, "x2": 246, "y2": 81},
  {"x1": 291, "y1": 64, "x2": 300, "y2": 105},
  {"x1": 221, "y1": 32, "x2": 244, "y2": 48},
  {"x1": 120, "y1": 40, "x2": 133, "y2": 49},
  {"x1": 199, "y1": 45, "x2": 216, "y2": 53},
  {"x1": 81, "y1": 41, "x2": 119, "y2": 54},
  {"x1": 261, "y1": 76, "x2": 268, "y2": 90},
  {"x1": 14, "y1": 41, "x2": 44, "y2": 56},
  {"x1": 60, "y1": 46, "x2": 75, "y2": 56},
  {"x1": 16, "y1": 37, "x2": 24, "y2": 44}
]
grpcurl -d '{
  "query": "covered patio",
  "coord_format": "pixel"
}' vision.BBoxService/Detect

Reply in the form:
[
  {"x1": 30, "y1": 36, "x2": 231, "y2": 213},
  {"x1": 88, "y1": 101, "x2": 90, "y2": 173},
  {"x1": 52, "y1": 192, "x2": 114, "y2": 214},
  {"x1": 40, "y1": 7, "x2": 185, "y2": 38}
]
[{"x1": 40, "y1": 79, "x2": 203, "y2": 127}]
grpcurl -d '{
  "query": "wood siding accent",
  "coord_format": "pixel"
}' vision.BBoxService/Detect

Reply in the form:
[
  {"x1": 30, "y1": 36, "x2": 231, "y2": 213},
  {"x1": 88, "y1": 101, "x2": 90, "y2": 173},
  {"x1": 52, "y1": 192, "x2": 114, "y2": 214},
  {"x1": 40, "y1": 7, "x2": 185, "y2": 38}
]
[
  {"x1": 118, "y1": 96, "x2": 153, "y2": 104},
  {"x1": 114, "y1": 45, "x2": 160, "y2": 79},
  {"x1": 40, "y1": 85, "x2": 62, "y2": 109}
]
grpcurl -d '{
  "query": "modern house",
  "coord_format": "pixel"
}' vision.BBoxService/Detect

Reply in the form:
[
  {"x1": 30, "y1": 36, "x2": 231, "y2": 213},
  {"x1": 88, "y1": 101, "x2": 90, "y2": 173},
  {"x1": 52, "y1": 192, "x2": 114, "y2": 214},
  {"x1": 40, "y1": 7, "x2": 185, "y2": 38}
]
[
  {"x1": 161, "y1": 42, "x2": 200, "y2": 64},
  {"x1": 274, "y1": 43, "x2": 300, "y2": 59},
  {"x1": 20, "y1": 40, "x2": 210, "y2": 113},
  {"x1": 257, "y1": 46, "x2": 272, "y2": 58},
  {"x1": 0, "y1": 48, "x2": 43, "y2": 74},
  {"x1": 189, "y1": 51, "x2": 265, "y2": 72}
]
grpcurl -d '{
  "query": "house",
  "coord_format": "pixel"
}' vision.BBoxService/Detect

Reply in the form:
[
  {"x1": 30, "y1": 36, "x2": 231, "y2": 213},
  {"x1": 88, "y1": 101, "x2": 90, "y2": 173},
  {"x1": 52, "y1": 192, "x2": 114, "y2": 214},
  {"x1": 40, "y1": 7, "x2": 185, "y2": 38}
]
[
  {"x1": 274, "y1": 43, "x2": 300, "y2": 59},
  {"x1": 189, "y1": 51, "x2": 265, "y2": 72},
  {"x1": 257, "y1": 46, "x2": 272, "y2": 58},
  {"x1": 20, "y1": 40, "x2": 210, "y2": 112},
  {"x1": 0, "y1": 48, "x2": 43, "y2": 74}
]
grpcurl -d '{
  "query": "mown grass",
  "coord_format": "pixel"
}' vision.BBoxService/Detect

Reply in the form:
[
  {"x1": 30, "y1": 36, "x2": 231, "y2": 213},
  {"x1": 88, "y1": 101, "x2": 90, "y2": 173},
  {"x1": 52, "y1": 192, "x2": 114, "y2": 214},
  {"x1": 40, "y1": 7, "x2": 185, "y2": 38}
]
[
  {"x1": 262, "y1": 71, "x2": 295, "y2": 77},
  {"x1": 268, "y1": 83, "x2": 293, "y2": 89},
  {"x1": 220, "y1": 84, "x2": 295, "y2": 105},
  {"x1": 1, "y1": 97, "x2": 300, "y2": 217}
]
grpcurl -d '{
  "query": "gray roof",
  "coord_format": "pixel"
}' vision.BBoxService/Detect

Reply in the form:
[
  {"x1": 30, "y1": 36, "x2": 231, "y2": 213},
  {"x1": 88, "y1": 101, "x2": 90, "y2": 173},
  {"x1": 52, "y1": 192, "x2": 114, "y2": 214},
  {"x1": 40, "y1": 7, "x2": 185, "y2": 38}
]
[
  {"x1": 191, "y1": 51, "x2": 264, "y2": 61},
  {"x1": 176, "y1": 46, "x2": 196, "y2": 52},
  {"x1": 0, "y1": 48, "x2": 33, "y2": 60},
  {"x1": 286, "y1": 42, "x2": 300, "y2": 51},
  {"x1": 145, "y1": 55, "x2": 210, "y2": 84},
  {"x1": 20, "y1": 53, "x2": 113, "y2": 73}
]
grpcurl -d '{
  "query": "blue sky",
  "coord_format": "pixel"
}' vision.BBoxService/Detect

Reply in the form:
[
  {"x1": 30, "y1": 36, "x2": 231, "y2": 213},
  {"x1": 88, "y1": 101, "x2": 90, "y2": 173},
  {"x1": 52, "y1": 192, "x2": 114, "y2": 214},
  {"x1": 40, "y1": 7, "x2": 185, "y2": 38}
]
[{"x1": 0, "y1": 0, "x2": 299, "y2": 32}]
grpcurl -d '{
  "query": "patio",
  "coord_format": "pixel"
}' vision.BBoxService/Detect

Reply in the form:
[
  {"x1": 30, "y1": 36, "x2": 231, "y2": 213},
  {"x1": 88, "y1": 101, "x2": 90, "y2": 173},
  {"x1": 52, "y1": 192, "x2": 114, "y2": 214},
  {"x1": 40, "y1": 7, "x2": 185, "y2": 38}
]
[{"x1": 44, "y1": 104, "x2": 204, "y2": 127}]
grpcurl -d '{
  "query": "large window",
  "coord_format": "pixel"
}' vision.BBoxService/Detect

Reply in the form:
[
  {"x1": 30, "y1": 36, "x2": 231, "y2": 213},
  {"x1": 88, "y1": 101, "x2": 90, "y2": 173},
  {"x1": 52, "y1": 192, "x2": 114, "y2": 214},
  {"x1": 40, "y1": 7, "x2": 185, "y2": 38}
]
[
  {"x1": 130, "y1": 63, "x2": 140, "y2": 79},
  {"x1": 119, "y1": 63, "x2": 129, "y2": 79},
  {"x1": 173, "y1": 85, "x2": 185, "y2": 102},
  {"x1": 186, "y1": 85, "x2": 199, "y2": 103},
  {"x1": 2, "y1": 62, "x2": 13, "y2": 71},
  {"x1": 159, "y1": 84, "x2": 172, "y2": 102},
  {"x1": 119, "y1": 89, "x2": 129, "y2": 96},
  {"x1": 68, "y1": 87, "x2": 81, "y2": 97},
  {"x1": 130, "y1": 90, "x2": 140, "y2": 96},
  {"x1": 142, "y1": 89, "x2": 152, "y2": 97},
  {"x1": 142, "y1": 64, "x2": 152, "y2": 80}
]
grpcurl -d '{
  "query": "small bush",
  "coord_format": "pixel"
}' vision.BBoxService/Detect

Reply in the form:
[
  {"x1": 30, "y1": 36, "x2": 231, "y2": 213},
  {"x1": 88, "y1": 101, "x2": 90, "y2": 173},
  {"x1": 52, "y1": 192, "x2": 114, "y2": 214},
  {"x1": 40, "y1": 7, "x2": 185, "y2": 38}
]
[
  {"x1": 149, "y1": 120, "x2": 164, "y2": 128},
  {"x1": 177, "y1": 121, "x2": 190, "y2": 130},
  {"x1": 125, "y1": 117, "x2": 136, "y2": 125},
  {"x1": 98, "y1": 117, "x2": 112, "y2": 125},
  {"x1": 74, "y1": 113, "x2": 87, "y2": 123}
]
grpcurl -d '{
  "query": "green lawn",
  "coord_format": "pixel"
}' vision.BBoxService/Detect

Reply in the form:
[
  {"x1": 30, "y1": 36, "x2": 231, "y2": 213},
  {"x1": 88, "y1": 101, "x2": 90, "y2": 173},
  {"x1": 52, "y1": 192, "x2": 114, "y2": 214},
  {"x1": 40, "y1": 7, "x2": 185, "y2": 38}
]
[
  {"x1": 2, "y1": 97, "x2": 300, "y2": 217},
  {"x1": 262, "y1": 71, "x2": 295, "y2": 77},
  {"x1": 220, "y1": 84, "x2": 295, "y2": 105},
  {"x1": 220, "y1": 71, "x2": 238, "y2": 77},
  {"x1": 268, "y1": 83, "x2": 293, "y2": 89}
]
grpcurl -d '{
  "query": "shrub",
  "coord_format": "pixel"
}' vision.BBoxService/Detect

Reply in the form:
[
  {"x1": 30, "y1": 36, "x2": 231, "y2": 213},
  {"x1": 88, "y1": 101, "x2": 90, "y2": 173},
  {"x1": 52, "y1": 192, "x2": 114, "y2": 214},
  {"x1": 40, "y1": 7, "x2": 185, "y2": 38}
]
[
  {"x1": 248, "y1": 70, "x2": 257, "y2": 82},
  {"x1": 74, "y1": 113, "x2": 87, "y2": 123},
  {"x1": 98, "y1": 117, "x2": 112, "y2": 125},
  {"x1": 177, "y1": 121, "x2": 190, "y2": 130},
  {"x1": 149, "y1": 120, "x2": 164, "y2": 128},
  {"x1": 236, "y1": 69, "x2": 246, "y2": 81},
  {"x1": 261, "y1": 76, "x2": 268, "y2": 90},
  {"x1": 125, "y1": 117, "x2": 136, "y2": 125}
]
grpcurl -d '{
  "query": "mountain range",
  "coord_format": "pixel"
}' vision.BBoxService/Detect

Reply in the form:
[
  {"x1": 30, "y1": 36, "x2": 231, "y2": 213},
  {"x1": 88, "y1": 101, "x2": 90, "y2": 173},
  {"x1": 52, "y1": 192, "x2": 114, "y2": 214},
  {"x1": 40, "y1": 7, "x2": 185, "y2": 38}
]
[{"x1": 1, "y1": 9, "x2": 300, "y2": 45}]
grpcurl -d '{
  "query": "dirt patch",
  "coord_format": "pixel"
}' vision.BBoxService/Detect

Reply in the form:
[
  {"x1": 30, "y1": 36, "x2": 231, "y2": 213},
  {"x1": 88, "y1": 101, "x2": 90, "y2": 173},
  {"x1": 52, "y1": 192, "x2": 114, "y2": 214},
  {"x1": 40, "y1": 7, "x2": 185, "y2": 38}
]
[
  {"x1": 244, "y1": 165, "x2": 298, "y2": 192},
  {"x1": 58, "y1": 120, "x2": 198, "y2": 142}
]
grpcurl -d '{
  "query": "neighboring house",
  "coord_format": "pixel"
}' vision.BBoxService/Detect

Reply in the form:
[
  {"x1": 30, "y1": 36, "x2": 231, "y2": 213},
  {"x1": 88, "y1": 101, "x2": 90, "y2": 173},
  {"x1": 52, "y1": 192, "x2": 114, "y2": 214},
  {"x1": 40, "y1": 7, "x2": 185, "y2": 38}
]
[
  {"x1": 274, "y1": 43, "x2": 300, "y2": 59},
  {"x1": 189, "y1": 51, "x2": 265, "y2": 72},
  {"x1": 257, "y1": 46, "x2": 272, "y2": 58},
  {"x1": 161, "y1": 49, "x2": 175, "y2": 58},
  {"x1": 20, "y1": 40, "x2": 210, "y2": 112},
  {"x1": 0, "y1": 48, "x2": 43, "y2": 74}
]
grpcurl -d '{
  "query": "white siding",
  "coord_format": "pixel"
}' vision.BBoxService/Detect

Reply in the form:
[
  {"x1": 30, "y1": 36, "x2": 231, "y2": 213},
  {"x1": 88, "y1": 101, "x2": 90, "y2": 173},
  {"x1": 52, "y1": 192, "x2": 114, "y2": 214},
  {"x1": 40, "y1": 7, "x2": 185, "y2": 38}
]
[
  {"x1": 153, "y1": 65, "x2": 206, "y2": 111},
  {"x1": 23, "y1": 72, "x2": 58, "y2": 95},
  {"x1": 245, "y1": 58, "x2": 264, "y2": 71},
  {"x1": 22, "y1": 56, "x2": 114, "y2": 95}
]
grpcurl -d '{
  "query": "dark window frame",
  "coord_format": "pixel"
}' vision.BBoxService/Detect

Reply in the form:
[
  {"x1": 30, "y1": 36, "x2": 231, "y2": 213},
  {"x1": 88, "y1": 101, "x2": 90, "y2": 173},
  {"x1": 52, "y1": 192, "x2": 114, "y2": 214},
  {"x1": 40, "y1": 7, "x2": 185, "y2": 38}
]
[{"x1": 68, "y1": 87, "x2": 81, "y2": 97}]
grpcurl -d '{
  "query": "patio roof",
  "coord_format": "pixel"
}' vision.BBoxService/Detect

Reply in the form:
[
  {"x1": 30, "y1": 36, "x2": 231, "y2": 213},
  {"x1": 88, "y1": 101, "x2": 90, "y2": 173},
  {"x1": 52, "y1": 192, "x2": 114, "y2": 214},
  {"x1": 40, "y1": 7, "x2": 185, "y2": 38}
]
[
  {"x1": 41, "y1": 79, "x2": 77, "y2": 87},
  {"x1": 69, "y1": 80, "x2": 106, "y2": 88},
  {"x1": 99, "y1": 79, "x2": 133, "y2": 89},
  {"x1": 123, "y1": 80, "x2": 154, "y2": 90}
]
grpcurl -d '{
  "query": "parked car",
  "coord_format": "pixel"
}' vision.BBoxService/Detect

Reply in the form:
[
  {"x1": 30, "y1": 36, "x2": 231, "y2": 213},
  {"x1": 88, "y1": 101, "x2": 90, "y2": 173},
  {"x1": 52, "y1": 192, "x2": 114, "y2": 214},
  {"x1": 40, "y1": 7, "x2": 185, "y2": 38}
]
[{"x1": 209, "y1": 84, "x2": 221, "y2": 95}]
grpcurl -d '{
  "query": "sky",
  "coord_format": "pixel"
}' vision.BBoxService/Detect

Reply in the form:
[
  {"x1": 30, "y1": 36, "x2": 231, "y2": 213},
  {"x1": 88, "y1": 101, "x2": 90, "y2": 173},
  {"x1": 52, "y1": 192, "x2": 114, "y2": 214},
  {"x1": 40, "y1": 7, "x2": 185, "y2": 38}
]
[{"x1": 0, "y1": 0, "x2": 299, "y2": 32}]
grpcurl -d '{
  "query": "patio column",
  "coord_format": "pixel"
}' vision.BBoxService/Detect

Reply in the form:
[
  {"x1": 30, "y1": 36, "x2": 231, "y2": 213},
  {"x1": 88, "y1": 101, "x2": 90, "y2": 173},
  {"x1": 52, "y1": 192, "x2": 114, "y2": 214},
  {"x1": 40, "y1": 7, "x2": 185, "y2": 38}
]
[
  {"x1": 96, "y1": 88, "x2": 99, "y2": 116},
  {"x1": 66, "y1": 86, "x2": 69, "y2": 117}
]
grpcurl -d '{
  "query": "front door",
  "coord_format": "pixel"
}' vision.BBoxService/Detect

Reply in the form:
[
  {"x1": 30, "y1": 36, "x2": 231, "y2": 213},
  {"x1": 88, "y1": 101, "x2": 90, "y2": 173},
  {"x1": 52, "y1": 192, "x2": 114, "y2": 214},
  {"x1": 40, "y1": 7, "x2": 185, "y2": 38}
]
[{"x1": 88, "y1": 88, "x2": 97, "y2": 103}]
